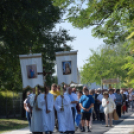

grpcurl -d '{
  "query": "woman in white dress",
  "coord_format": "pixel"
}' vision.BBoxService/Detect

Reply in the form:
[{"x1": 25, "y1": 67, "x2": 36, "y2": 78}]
[{"x1": 102, "y1": 91, "x2": 116, "y2": 127}]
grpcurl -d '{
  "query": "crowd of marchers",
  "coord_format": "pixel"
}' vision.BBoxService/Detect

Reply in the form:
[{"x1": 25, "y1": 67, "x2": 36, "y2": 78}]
[{"x1": 24, "y1": 84, "x2": 134, "y2": 134}]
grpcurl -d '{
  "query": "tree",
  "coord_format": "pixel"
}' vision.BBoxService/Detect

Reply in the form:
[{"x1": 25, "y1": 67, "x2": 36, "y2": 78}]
[
  {"x1": 52, "y1": 0, "x2": 133, "y2": 45},
  {"x1": 0, "y1": 0, "x2": 74, "y2": 91},
  {"x1": 53, "y1": 0, "x2": 134, "y2": 87},
  {"x1": 81, "y1": 44, "x2": 127, "y2": 85}
]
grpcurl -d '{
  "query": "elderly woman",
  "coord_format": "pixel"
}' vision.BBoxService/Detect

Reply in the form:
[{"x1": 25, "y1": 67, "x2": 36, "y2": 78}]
[{"x1": 102, "y1": 92, "x2": 116, "y2": 127}]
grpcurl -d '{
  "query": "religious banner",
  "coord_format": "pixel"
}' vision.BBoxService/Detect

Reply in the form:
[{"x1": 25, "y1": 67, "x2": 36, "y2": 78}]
[
  {"x1": 19, "y1": 53, "x2": 44, "y2": 89},
  {"x1": 55, "y1": 51, "x2": 78, "y2": 85}
]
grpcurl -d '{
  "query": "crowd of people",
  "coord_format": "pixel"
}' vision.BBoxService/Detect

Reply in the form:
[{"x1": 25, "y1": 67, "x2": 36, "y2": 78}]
[{"x1": 23, "y1": 84, "x2": 134, "y2": 134}]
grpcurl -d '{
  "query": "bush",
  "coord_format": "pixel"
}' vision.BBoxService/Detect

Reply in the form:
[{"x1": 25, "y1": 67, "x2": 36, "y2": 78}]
[{"x1": 0, "y1": 90, "x2": 20, "y2": 117}]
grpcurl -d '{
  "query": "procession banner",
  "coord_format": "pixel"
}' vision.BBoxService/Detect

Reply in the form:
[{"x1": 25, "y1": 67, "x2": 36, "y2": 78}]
[
  {"x1": 55, "y1": 51, "x2": 78, "y2": 85},
  {"x1": 19, "y1": 53, "x2": 44, "y2": 89}
]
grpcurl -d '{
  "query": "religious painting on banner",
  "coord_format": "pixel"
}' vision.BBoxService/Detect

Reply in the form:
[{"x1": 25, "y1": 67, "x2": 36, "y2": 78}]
[
  {"x1": 26, "y1": 64, "x2": 37, "y2": 78},
  {"x1": 56, "y1": 51, "x2": 78, "y2": 85},
  {"x1": 19, "y1": 53, "x2": 44, "y2": 89},
  {"x1": 62, "y1": 61, "x2": 71, "y2": 75}
]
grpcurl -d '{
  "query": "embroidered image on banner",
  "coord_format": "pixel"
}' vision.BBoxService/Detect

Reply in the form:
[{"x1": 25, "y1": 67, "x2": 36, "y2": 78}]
[
  {"x1": 62, "y1": 61, "x2": 71, "y2": 75},
  {"x1": 26, "y1": 64, "x2": 37, "y2": 79}
]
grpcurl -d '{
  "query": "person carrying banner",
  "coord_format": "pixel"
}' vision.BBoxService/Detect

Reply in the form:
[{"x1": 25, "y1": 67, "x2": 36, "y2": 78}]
[
  {"x1": 30, "y1": 88, "x2": 43, "y2": 134},
  {"x1": 37, "y1": 86, "x2": 55, "y2": 134},
  {"x1": 55, "y1": 89, "x2": 75, "y2": 134}
]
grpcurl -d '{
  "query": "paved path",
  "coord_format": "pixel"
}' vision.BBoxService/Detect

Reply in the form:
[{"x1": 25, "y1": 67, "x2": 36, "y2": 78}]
[
  {"x1": 2, "y1": 109, "x2": 134, "y2": 134},
  {"x1": 104, "y1": 113, "x2": 134, "y2": 134}
]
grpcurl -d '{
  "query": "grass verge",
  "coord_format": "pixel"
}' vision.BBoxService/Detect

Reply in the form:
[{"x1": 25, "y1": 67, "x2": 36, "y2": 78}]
[{"x1": 0, "y1": 119, "x2": 28, "y2": 134}]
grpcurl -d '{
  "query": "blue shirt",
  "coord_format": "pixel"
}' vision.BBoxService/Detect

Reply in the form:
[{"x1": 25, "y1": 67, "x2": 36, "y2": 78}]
[
  {"x1": 114, "y1": 93, "x2": 122, "y2": 105},
  {"x1": 79, "y1": 95, "x2": 95, "y2": 113}
]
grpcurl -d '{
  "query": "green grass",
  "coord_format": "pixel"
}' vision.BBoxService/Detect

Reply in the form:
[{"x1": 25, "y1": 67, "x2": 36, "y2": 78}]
[{"x1": 0, "y1": 119, "x2": 28, "y2": 134}]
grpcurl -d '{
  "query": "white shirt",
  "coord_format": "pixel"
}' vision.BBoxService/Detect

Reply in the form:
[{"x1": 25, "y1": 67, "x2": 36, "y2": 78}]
[
  {"x1": 129, "y1": 92, "x2": 134, "y2": 101},
  {"x1": 24, "y1": 99, "x2": 30, "y2": 112},
  {"x1": 97, "y1": 94, "x2": 103, "y2": 102},
  {"x1": 109, "y1": 94, "x2": 116, "y2": 101},
  {"x1": 70, "y1": 93, "x2": 78, "y2": 107},
  {"x1": 102, "y1": 98, "x2": 116, "y2": 114},
  {"x1": 124, "y1": 91, "x2": 128, "y2": 101}
]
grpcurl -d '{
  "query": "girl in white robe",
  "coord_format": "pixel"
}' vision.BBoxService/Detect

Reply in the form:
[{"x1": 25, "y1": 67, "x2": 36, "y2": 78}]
[{"x1": 55, "y1": 94, "x2": 75, "y2": 134}]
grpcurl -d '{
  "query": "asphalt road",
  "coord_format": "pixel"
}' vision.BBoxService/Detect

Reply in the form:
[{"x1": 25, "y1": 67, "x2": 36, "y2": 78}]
[
  {"x1": 2, "y1": 109, "x2": 134, "y2": 134},
  {"x1": 73, "y1": 109, "x2": 133, "y2": 134}
]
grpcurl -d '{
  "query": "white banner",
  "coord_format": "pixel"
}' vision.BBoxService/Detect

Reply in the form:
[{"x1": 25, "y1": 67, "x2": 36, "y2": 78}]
[
  {"x1": 19, "y1": 53, "x2": 44, "y2": 89},
  {"x1": 55, "y1": 51, "x2": 78, "y2": 85}
]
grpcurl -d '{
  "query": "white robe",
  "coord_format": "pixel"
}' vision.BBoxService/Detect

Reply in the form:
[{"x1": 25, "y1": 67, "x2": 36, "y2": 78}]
[
  {"x1": 102, "y1": 98, "x2": 116, "y2": 114},
  {"x1": 30, "y1": 94, "x2": 44, "y2": 132},
  {"x1": 55, "y1": 94, "x2": 75, "y2": 132},
  {"x1": 38, "y1": 93, "x2": 55, "y2": 132}
]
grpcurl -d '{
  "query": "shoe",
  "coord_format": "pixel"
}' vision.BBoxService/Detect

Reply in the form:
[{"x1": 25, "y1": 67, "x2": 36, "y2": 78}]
[
  {"x1": 70, "y1": 131, "x2": 75, "y2": 134},
  {"x1": 75, "y1": 127, "x2": 78, "y2": 131},
  {"x1": 87, "y1": 127, "x2": 91, "y2": 132},
  {"x1": 81, "y1": 127, "x2": 85, "y2": 132},
  {"x1": 88, "y1": 128, "x2": 91, "y2": 132},
  {"x1": 79, "y1": 124, "x2": 82, "y2": 130},
  {"x1": 105, "y1": 125, "x2": 108, "y2": 127}
]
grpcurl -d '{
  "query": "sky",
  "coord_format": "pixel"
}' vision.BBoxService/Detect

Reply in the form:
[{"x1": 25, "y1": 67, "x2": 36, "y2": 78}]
[{"x1": 56, "y1": 22, "x2": 104, "y2": 70}]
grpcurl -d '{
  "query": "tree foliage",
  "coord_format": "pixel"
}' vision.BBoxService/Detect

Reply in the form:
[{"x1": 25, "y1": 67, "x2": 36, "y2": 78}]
[
  {"x1": 0, "y1": 0, "x2": 74, "y2": 91},
  {"x1": 81, "y1": 45, "x2": 127, "y2": 85},
  {"x1": 53, "y1": 0, "x2": 134, "y2": 44}
]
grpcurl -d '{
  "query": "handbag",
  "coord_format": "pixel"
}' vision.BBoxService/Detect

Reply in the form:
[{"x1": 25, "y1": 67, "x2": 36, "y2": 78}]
[
  {"x1": 123, "y1": 105, "x2": 127, "y2": 111},
  {"x1": 121, "y1": 106, "x2": 123, "y2": 113},
  {"x1": 99, "y1": 104, "x2": 104, "y2": 113},
  {"x1": 113, "y1": 110, "x2": 119, "y2": 120}
]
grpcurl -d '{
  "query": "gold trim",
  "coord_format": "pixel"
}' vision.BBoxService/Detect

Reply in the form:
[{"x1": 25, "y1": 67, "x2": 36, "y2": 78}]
[
  {"x1": 60, "y1": 81, "x2": 78, "y2": 86},
  {"x1": 22, "y1": 84, "x2": 44, "y2": 90}
]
